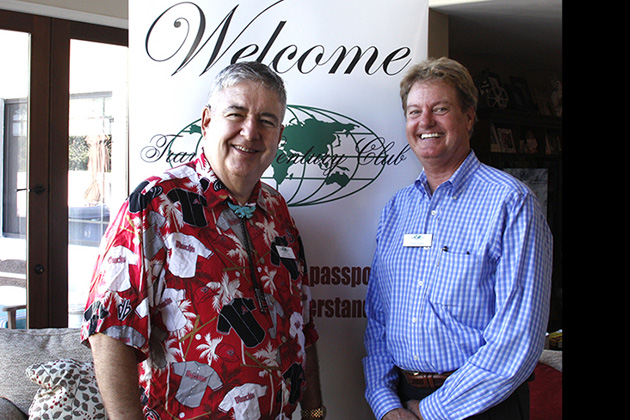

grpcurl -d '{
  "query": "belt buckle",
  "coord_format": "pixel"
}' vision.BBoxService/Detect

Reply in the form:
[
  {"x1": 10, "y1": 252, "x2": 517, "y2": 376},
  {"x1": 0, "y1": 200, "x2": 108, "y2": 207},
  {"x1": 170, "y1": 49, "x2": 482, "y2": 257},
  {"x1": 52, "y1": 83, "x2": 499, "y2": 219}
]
[{"x1": 407, "y1": 371, "x2": 434, "y2": 388}]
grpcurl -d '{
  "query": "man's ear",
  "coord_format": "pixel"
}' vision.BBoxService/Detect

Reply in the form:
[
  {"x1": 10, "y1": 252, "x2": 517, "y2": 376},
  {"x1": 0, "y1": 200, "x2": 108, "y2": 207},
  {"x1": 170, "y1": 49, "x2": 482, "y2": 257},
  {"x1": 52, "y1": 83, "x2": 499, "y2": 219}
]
[
  {"x1": 201, "y1": 106, "x2": 211, "y2": 137},
  {"x1": 465, "y1": 107, "x2": 476, "y2": 134},
  {"x1": 277, "y1": 125, "x2": 285, "y2": 146}
]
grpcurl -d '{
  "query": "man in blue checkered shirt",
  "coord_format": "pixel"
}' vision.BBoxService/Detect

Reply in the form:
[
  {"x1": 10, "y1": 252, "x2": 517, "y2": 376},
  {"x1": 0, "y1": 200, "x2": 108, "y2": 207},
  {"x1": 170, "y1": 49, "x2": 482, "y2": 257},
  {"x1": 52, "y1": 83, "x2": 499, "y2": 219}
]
[{"x1": 363, "y1": 57, "x2": 552, "y2": 420}]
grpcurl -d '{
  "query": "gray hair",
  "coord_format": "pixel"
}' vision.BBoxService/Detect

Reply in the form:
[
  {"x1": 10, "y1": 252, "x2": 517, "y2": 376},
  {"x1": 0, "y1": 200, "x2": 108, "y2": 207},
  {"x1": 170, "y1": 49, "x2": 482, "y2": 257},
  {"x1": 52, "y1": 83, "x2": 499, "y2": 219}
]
[{"x1": 208, "y1": 61, "x2": 287, "y2": 118}]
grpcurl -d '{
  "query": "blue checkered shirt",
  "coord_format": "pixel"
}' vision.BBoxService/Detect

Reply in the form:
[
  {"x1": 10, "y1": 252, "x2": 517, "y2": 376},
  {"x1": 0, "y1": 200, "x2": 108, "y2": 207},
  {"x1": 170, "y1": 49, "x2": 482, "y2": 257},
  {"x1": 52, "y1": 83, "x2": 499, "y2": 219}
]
[{"x1": 363, "y1": 151, "x2": 552, "y2": 420}]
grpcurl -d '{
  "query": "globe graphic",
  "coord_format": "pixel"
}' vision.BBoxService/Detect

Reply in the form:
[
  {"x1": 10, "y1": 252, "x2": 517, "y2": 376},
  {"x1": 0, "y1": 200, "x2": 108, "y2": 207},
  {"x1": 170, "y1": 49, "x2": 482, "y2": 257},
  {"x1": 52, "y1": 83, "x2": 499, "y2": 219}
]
[
  {"x1": 265, "y1": 105, "x2": 386, "y2": 206},
  {"x1": 170, "y1": 105, "x2": 386, "y2": 206}
]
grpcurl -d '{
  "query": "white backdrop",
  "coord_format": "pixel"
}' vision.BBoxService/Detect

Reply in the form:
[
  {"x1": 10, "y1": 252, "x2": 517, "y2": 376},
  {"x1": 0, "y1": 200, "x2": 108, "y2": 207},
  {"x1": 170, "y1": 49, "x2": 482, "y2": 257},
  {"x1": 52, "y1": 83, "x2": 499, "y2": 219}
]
[{"x1": 129, "y1": 1, "x2": 428, "y2": 418}]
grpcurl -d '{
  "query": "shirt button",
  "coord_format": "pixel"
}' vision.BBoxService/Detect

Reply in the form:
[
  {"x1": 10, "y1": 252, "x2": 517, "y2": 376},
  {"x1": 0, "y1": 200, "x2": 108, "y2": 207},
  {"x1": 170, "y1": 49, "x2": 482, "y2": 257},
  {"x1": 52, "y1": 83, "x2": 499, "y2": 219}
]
[
  {"x1": 414, "y1": 355, "x2": 419, "y2": 360},
  {"x1": 418, "y1": 280, "x2": 424, "y2": 287},
  {"x1": 431, "y1": 210, "x2": 438, "y2": 216},
  {"x1": 412, "y1": 317, "x2": 417, "y2": 323}
]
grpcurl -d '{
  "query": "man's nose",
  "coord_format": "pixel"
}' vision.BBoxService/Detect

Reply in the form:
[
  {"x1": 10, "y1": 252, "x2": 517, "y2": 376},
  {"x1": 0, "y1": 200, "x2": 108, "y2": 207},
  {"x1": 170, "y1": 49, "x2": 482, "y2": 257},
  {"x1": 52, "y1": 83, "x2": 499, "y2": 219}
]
[
  {"x1": 419, "y1": 110, "x2": 436, "y2": 128},
  {"x1": 240, "y1": 117, "x2": 259, "y2": 140}
]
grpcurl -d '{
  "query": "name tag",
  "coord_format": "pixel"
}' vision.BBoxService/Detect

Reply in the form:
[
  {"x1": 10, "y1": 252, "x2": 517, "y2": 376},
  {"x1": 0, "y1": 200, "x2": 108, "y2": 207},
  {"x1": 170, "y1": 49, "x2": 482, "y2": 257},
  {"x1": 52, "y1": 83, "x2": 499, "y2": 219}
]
[
  {"x1": 403, "y1": 234, "x2": 432, "y2": 248},
  {"x1": 276, "y1": 245, "x2": 296, "y2": 259}
]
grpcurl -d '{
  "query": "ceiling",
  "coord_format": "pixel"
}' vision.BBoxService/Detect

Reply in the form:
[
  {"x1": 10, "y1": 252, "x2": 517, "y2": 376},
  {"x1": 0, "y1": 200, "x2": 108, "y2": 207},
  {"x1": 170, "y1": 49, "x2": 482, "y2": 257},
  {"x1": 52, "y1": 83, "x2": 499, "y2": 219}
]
[{"x1": 428, "y1": 0, "x2": 563, "y2": 78}]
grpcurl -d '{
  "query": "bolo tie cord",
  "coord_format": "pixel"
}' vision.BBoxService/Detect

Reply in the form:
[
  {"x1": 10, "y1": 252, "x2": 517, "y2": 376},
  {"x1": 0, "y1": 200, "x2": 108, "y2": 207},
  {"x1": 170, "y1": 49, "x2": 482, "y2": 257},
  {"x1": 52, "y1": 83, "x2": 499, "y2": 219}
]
[{"x1": 228, "y1": 201, "x2": 268, "y2": 313}]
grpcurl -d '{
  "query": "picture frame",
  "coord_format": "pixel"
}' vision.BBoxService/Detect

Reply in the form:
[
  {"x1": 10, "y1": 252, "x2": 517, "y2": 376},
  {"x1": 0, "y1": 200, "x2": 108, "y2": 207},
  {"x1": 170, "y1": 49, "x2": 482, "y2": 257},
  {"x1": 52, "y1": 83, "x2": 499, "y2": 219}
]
[
  {"x1": 503, "y1": 167, "x2": 549, "y2": 218},
  {"x1": 532, "y1": 87, "x2": 552, "y2": 115},
  {"x1": 496, "y1": 127, "x2": 516, "y2": 153},
  {"x1": 508, "y1": 76, "x2": 536, "y2": 112},
  {"x1": 545, "y1": 130, "x2": 562, "y2": 154},
  {"x1": 476, "y1": 70, "x2": 509, "y2": 109},
  {"x1": 489, "y1": 123, "x2": 501, "y2": 152},
  {"x1": 518, "y1": 126, "x2": 544, "y2": 154}
]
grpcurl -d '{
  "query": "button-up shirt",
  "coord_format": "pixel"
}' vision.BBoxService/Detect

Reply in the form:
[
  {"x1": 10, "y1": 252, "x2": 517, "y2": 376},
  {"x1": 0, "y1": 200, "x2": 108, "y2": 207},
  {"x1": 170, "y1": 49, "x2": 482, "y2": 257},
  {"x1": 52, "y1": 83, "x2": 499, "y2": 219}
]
[
  {"x1": 363, "y1": 151, "x2": 552, "y2": 420},
  {"x1": 81, "y1": 152, "x2": 317, "y2": 419}
]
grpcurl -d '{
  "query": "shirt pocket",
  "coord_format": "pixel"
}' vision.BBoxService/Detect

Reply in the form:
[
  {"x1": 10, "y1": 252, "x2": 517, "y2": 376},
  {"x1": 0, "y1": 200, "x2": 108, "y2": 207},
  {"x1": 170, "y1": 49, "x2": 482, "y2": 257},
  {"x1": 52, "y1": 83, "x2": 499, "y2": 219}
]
[{"x1": 429, "y1": 250, "x2": 484, "y2": 311}]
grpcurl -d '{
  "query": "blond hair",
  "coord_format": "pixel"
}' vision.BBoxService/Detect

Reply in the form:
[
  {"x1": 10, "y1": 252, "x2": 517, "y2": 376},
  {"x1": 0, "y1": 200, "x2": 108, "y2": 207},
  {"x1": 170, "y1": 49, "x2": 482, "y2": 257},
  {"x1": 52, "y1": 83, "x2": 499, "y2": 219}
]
[{"x1": 400, "y1": 57, "x2": 478, "y2": 114}]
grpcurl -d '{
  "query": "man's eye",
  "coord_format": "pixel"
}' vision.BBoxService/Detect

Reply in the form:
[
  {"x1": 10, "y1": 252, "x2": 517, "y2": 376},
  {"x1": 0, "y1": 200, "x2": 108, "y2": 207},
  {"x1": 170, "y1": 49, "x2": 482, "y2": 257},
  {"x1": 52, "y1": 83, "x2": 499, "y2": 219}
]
[
  {"x1": 261, "y1": 119, "x2": 277, "y2": 128},
  {"x1": 433, "y1": 107, "x2": 448, "y2": 115}
]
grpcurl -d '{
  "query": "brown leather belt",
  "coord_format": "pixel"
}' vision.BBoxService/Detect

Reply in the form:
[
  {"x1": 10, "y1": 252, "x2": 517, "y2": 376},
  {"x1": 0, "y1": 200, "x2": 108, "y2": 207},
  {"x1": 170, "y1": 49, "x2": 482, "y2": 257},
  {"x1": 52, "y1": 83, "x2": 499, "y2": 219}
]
[{"x1": 399, "y1": 368, "x2": 454, "y2": 389}]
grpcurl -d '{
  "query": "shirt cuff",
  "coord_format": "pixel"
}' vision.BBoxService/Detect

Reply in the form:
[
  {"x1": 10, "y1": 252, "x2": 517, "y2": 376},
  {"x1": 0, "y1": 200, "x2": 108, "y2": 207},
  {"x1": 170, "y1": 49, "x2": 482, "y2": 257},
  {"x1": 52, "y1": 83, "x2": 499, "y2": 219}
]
[
  {"x1": 367, "y1": 387, "x2": 404, "y2": 420},
  {"x1": 418, "y1": 392, "x2": 450, "y2": 420}
]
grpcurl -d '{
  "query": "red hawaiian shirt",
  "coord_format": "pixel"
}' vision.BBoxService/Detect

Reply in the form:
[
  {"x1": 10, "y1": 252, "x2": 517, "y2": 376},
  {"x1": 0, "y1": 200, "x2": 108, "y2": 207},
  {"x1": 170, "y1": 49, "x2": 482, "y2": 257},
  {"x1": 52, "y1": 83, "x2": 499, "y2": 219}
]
[{"x1": 81, "y1": 152, "x2": 318, "y2": 420}]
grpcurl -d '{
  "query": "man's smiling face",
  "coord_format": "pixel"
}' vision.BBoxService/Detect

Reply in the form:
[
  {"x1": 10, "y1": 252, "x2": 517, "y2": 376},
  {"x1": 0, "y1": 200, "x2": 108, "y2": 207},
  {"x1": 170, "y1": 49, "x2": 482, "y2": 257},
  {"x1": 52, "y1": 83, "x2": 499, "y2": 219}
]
[
  {"x1": 202, "y1": 80, "x2": 285, "y2": 202},
  {"x1": 404, "y1": 80, "x2": 475, "y2": 171}
]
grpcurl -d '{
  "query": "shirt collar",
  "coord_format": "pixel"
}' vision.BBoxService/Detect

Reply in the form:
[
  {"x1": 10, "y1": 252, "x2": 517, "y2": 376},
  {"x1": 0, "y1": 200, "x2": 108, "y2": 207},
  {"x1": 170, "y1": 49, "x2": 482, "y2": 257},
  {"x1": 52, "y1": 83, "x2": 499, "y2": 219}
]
[
  {"x1": 195, "y1": 150, "x2": 269, "y2": 214},
  {"x1": 414, "y1": 150, "x2": 480, "y2": 197}
]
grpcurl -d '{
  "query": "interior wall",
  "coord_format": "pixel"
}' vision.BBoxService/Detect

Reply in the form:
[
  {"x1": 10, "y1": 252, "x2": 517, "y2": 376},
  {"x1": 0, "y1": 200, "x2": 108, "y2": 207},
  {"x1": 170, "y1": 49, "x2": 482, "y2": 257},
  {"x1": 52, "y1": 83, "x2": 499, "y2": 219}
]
[{"x1": 428, "y1": 9, "x2": 449, "y2": 59}]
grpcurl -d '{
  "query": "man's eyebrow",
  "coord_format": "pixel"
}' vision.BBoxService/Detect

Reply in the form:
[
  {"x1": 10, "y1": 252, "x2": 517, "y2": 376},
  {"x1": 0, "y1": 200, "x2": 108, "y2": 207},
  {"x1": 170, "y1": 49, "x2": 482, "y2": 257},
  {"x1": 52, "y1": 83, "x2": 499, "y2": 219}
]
[
  {"x1": 224, "y1": 104, "x2": 247, "y2": 114},
  {"x1": 408, "y1": 99, "x2": 453, "y2": 108},
  {"x1": 260, "y1": 111, "x2": 280, "y2": 124},
  {"x1": 225, "y1": 104, "x2": 280, "y2": 123}
]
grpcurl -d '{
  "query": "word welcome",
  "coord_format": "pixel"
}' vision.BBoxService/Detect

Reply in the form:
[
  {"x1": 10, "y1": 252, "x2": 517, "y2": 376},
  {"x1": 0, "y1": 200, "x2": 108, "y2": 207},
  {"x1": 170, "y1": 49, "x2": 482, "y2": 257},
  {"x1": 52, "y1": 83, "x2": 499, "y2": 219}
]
[{"x1": 145, "y1": 1, "x2": 412, "y2": 76}]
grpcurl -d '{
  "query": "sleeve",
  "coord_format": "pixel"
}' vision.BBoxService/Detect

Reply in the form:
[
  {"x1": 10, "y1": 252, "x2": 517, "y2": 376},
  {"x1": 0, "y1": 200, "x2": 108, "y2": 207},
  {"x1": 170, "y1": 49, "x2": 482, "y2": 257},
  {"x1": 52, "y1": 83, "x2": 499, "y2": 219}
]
[
  {"x1": 419, "y1": 191, "x2": 553, "y2": 420},
  {"x1": 362, "y1": 204, "x2": 403, "y2": 420},
  {"x1": 80, "y1": 181, "x2": 167, "y2": 361}
]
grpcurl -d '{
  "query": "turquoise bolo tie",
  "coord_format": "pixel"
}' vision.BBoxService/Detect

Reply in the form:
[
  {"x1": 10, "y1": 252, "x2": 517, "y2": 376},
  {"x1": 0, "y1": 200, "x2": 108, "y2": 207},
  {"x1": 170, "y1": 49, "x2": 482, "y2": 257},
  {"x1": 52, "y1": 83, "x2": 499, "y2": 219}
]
[
  {"x1": 227, "y1": 200, "x2": 267, "y2": 312},
  {"x1": 228, "y1": 201, "x2": 256, "y2": 219}
]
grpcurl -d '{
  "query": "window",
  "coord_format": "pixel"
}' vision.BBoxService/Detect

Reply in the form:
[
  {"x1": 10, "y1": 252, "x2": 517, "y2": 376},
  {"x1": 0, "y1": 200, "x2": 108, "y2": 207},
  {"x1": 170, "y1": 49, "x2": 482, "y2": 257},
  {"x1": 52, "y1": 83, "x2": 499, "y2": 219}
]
[
  {"x1": 0, "y1": 9, "x2": 128, "y2": 328},
  {"x1": 67, "y1": 40, "x2": 128, "y2": 326}
]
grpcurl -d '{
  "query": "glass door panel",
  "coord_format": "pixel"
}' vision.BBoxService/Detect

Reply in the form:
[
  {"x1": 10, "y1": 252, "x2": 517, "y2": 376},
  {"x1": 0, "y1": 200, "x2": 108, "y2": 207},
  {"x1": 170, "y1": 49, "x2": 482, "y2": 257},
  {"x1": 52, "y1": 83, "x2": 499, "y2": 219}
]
[
  {"x1": 0, "y1": 29, "x2": 29, "y2": 328},
  {"x1": 67, "y1": 39, "x2": 128, "y2": 326}
]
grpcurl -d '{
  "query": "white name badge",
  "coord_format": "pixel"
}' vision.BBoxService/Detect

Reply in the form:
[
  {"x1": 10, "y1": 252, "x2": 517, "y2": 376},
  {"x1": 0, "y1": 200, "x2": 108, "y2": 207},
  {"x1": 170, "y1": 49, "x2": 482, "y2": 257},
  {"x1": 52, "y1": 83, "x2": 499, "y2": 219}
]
[
  {"x1": 403, "y1": 234, "x2": 433, "y2": 248},
  {"x1": 276, "y1": 245, "x2": 296, "y2": 259}
]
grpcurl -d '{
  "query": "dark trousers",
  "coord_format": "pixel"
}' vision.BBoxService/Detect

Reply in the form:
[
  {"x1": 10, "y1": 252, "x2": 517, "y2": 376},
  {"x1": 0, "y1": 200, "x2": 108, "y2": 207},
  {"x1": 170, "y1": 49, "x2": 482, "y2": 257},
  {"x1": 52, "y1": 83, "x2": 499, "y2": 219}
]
[{"x1": 398, "y1": 376, "x2": 530, "y2": 420}]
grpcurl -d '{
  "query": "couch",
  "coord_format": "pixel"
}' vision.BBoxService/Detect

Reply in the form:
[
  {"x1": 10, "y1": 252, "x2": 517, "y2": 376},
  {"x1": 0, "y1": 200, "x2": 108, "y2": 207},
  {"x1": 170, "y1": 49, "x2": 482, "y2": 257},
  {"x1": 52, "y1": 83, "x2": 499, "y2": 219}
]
[
  {"x1": 0, "y1": 328, "x2": 103, "y2": 420},
  {"x1": 0, "y1": 328, "x2": 562, "y2": 420}
]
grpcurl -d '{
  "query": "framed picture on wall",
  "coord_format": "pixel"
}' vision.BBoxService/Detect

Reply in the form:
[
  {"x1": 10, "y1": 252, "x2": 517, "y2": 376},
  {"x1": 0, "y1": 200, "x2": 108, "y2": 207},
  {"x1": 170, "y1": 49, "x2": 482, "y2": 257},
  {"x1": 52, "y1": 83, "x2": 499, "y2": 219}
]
[
  {"x1": 488, "y1": 155, "x2": 561, "y2": 234},
  {"x1": 496, "y1": 127, "x2": 516, "y2": 153},
  {"x1": 503, "y1": 168, "x2": 548, "y2": 218}
]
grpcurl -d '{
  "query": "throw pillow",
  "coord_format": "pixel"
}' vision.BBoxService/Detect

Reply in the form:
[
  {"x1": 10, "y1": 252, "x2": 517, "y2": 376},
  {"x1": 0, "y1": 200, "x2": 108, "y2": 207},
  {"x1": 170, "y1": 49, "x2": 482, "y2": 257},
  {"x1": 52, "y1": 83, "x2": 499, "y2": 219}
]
[
  {"x1": 26, "y1": 359, "x2": 108, "y2": 420},
  {"x1": 529, "y1": 361, "x2": 562, "y2": 420}
]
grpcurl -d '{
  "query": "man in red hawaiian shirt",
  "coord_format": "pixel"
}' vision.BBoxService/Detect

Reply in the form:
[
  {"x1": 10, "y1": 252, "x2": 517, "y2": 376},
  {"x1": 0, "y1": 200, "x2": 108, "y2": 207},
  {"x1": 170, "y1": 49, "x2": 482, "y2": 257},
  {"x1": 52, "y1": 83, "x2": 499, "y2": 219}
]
[{"x1": 82, "y1": 62, "x2": 325, "y2": 420}]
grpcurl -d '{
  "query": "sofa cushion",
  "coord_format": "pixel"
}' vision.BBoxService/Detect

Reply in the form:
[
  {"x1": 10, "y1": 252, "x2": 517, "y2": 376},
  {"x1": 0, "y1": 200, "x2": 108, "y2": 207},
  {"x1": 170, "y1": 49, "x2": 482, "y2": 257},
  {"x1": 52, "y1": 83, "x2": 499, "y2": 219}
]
[
  {"x1": 26, "y1": 359, "x2": 106, "y2": 419},
  {"x1": 0, "y1": 328, "x2": 92, "y2": 414},
  {"x1": 0, "y1": 397, "x2": 27, "y2": 420}
]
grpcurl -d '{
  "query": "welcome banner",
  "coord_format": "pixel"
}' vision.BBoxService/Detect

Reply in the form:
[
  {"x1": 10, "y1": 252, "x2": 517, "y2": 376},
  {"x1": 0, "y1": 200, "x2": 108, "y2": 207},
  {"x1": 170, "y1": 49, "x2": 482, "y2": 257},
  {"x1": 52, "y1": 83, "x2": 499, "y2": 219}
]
[{"x1": 129, "y1": 1, "x2": 428, "y2": 417}]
